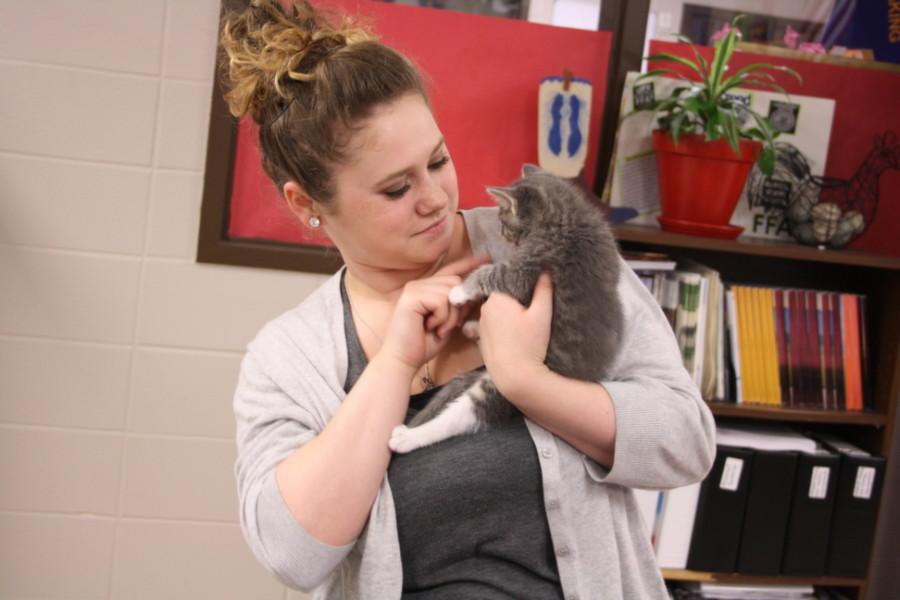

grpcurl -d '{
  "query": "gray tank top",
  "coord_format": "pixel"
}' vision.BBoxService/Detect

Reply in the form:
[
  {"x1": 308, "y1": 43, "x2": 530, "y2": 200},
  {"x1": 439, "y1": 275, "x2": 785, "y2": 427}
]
[{"x1": 340, "y1": 274, "x2": 563, "y2": 599}]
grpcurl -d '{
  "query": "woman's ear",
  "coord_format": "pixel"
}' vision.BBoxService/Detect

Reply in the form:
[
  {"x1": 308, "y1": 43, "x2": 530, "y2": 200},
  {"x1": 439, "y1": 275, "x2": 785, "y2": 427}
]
[{"x1": 283, "y1": 181, "x2": 321, "y2": 228}]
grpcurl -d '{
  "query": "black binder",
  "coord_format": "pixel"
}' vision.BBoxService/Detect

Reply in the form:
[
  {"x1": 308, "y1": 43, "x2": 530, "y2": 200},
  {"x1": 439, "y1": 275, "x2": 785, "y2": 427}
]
[
  {"x1": 815, "y1": 433, "x2": 886, "y2": 577},
  {"x1": 686, "y1": 445, "x2": 754, "y2": 573},
  {"x1": 781, "y1": 448, "x2": 840, "y2": 575},
  {"x1": 736, "y1": 449, "x2": 799, "y2": 574}
]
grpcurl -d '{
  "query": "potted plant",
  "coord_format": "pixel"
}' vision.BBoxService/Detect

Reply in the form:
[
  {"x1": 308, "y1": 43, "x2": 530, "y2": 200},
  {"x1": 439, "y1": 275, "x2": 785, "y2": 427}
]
[{"x1": 631, "y1": 16, "x2": 801, "y2": 239}]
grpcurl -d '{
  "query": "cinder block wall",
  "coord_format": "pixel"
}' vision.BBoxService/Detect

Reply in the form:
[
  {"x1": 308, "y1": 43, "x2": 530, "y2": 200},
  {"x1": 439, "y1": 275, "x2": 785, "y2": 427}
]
[{"x1": 0, "y1": 2, "x2": 323, "y2": 598}]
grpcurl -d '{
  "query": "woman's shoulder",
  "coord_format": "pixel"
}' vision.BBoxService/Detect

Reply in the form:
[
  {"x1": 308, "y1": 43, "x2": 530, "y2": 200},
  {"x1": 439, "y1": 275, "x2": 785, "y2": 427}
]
[{"x1": 247, "y1": 269, "x2": 345, "y2": 359}]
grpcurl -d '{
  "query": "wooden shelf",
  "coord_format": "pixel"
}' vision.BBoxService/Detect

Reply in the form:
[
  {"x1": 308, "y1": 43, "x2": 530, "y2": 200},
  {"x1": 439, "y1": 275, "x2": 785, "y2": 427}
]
[
  {"x1": 662, "y1": 568, "x2": 865, "y2": 587},
  {"x1": 613, "y1": 224, "x2": 900, "y2": 271},
  {"x1": 707, "y1": 402, "x2": 889, "y2": 426}
]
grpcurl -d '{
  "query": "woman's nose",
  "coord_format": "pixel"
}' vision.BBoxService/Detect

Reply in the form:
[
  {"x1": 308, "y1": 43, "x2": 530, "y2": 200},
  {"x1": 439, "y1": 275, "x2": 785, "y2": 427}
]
[{"x1": 415, "y1": 174, "x2": 447, "y2": 214}]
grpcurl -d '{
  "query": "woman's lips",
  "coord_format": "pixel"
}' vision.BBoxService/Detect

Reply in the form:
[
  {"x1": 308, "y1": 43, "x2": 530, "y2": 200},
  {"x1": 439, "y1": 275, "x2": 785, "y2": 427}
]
[{"x1": 416, "y1": 215, "x2": 447, "y2": 236}]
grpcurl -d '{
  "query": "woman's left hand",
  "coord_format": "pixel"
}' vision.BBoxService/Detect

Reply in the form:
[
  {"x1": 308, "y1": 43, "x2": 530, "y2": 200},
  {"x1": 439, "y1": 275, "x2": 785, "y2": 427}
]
[{"x1": 477, "y1": 272, "x2": 553, "y2": 394}]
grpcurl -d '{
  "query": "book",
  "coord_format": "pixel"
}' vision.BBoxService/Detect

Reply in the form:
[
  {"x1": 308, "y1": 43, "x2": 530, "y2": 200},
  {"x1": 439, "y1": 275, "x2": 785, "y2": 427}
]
[
  {"x1": 829, "y1": 292, "x2": 846, "y2": 411},
  {"x1": 858, "y1": 295, "x2": 872, "y2": 410},
  {"x1": 816, "y1": 292, "x2": 837, "y2": 410},
  {"x1": 725, "y1": 289, "x2": 743, "y2": 405},
  {"x1": 761, "y1": 287, "x2": 782, "y2": 407},
  {"x1": 804, "y1": 290, "x2": 821, "y2": 409},
  {"x1": 773, "y1": 289, "x2": 791, "y2": 407},
  {"x1": 841, "y1": 294, "x2": 863, "y2": 411},
  {"x1": 686, "y1": 444, "x2": 755, "y2": 573},
  {"x1": 655, "y1": 483, "x2": 702, "y2": 569},
  {"x1": 722, "y1": 425, "x2": 816, "y2": 575},
  {"x1": 732, "y1": 287, "x2": 751, "y2": 404},
  {"x1": 622, "y1": 250, "x2": 677, "y2": 272},
  {"x1": 813, "y1": 433, "x2": 886, "y2": 578},
  {"x1": 781, "y1": 444, "x2": 840, "y2": 575}
]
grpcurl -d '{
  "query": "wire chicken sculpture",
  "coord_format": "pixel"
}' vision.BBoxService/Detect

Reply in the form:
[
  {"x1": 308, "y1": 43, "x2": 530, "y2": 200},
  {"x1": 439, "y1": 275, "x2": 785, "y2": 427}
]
[
  {"x1": 746, "y1": 132, "x2": 899, "y2": 248},
  {"x1": 784, "y1": 131, "x2": 899, "y2": 249}
]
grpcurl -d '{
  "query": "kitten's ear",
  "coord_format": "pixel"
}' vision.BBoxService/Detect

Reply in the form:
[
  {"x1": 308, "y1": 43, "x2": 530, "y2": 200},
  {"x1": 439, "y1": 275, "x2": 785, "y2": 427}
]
[
  {"x1": 486, "y1": 186, "x2": 517, "y2": 213},
  {"x1": 521, "y1": 163, "x2": 542, "y2": 177}
]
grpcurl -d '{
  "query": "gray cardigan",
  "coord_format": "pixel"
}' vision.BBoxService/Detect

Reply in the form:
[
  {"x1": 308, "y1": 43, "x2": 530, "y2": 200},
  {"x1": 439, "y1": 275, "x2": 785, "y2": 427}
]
[{"x1": 233, "y1": 207, "x2": 717, "y2": 599}]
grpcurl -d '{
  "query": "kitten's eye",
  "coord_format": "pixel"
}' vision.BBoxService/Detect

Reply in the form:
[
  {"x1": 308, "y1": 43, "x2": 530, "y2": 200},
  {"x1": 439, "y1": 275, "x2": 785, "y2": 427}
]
[
  {"x1": 383, "y1": 183, "x2": 410, "y2": 199},
  {"x1": 428, "y1": 155, "x2": 450, "y2": 170}
]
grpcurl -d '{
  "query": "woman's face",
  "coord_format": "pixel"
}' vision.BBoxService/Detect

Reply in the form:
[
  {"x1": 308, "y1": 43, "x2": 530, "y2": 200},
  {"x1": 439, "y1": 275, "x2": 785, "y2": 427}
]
[{"x1": 321, "y1": 92, "x2": 460, "y2": 273}]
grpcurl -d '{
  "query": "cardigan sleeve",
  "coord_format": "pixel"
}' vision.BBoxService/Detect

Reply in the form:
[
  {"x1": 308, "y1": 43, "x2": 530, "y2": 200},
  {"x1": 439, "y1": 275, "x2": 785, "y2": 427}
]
[
  {"x1": 233, "y1": 327, "x2": 354, "y2": 591},
  {"x1": 583, "y1": 259, "x2": 717, "y2": 490}
]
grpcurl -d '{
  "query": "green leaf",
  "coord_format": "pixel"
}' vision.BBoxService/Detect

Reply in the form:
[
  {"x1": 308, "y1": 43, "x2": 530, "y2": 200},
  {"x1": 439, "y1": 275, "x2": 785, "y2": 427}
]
[
  {"x1": 758, "y1": 147, "x2": 776, "y2": 176},
  {"x1": 644, "y1": 52, "x2": 705, "y2": 80},
  {"x1": 636, "y1": 69, "x2": 695, "y2": 84},
  {"x1": 709, "y1": 22, "x2": 740, "y2": 95}
]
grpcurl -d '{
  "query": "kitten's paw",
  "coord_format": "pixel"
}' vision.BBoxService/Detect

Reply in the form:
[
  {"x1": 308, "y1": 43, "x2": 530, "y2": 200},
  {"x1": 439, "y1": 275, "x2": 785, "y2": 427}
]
[
  {"x1": 461, "y1": 320, "x2": 480, "y2": 340},
  {"x1": 449, "y1": 284, "x2": 476, "y2": 306},
  {"x1": 388, "y1": 425, "x2": 423, "y2": 454}
]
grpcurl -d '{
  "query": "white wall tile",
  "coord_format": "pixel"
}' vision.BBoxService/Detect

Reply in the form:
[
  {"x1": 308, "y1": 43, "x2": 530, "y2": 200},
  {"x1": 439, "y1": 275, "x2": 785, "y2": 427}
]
[
  {"x1": 0, "y1": 247, "x2": 141, "y2": 343},
  {"x1": 138, "y1": 260, "x2": 328, "y2": 351},
  {"x1": 164, "y1": 0, "x2": 222, "y2": 81},
  {"x1": 129, "y1": 348, "x2": 240, "y2": 438},
  {"x1": 0, "y1": 0, "x2": 165, "y2": 75},
  {"x1": 0, "y1": 513, "x2": 115, "y2": 599},
  {"x1": 0, "y1": 61, "x2": 158, "y2": 165},
  {"x1": 0, "y1": 154, "x2": 150, "y2": 254},
  {"x1": 112, "y1": 520, "x2": 284, "y2": 600},
  {"x1": 147, "y1": 170, "x2": 203, "y2": 258},
  {"x1": 0, "y1": 427, "x2": 123, "y2": 515},
  {"x1": 156, "y1": 80, "x2": 214, "y2": 170},
  {"x1": 121, "y1": 436, "x2": 237, "y2": 522},
  {"x1": 0, "y1": 338, "x2": 130, "y2": 430}
]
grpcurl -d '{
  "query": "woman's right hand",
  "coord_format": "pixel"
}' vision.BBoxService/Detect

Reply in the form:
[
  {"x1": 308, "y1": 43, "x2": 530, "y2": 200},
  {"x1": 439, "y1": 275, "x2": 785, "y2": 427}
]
[{"x1": 378, "y1": 255, "x2": 489, "y2": 373}]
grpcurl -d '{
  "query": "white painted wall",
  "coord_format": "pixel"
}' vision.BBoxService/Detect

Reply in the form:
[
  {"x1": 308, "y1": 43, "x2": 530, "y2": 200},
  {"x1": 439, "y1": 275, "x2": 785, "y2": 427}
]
[{"x1": 0, "y1": 1, "x2": 320, "y2": 597}]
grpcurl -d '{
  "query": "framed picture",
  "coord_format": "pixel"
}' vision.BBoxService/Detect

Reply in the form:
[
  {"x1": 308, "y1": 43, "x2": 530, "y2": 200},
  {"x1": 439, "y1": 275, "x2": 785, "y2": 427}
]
[{"x1": 197, "y1": 0, "x2": 613, "y2": 273}]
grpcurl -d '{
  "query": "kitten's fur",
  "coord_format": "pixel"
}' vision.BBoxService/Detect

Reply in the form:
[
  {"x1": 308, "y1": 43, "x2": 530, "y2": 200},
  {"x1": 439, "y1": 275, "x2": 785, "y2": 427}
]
[{"x1": 388, "y1": 165, "x2": 624, "y2": 453}]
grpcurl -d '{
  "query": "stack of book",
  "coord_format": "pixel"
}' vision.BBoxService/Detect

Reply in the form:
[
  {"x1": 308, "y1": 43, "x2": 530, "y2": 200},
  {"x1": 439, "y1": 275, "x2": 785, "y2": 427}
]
[
  {"x1": 624, "y1": 253, "x2": 870, "y2": 410},
  {"x1": 726, "y1": 286, "x2": 869, "y2": 411},
  {"x1": 623, "y1": 253, "x2": 725, "y2": 401}
]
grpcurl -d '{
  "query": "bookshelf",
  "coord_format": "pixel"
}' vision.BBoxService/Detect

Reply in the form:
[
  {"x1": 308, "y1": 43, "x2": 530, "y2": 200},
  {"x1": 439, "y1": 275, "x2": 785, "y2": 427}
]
[{"x1": 613, "y1": 223, "x2": 900, "y2": 600}]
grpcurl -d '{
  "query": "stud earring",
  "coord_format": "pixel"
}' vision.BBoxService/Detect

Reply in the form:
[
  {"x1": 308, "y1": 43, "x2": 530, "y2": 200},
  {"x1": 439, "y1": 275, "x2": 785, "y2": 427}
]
[{"x1": 308, "y1": 216, "x2": 321, "y2": 228}]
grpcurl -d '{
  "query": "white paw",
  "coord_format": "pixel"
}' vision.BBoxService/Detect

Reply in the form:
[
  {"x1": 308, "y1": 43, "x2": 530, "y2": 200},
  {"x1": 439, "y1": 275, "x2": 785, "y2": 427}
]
[
  {"x1": 461, "y1": 320, "x2": 480, "y2": 339},
  {"x1": 389, "y1": 425, "x2": 423, "y2": 454},
  {"x1": 449, "y1": 284, "x2": 474, "y2": 306}
]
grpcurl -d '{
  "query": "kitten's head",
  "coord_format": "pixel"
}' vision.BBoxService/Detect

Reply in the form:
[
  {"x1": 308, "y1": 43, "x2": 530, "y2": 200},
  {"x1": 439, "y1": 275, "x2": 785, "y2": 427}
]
[{"x1": 486, "y1": 164, "x2": 580, "y2": 244}]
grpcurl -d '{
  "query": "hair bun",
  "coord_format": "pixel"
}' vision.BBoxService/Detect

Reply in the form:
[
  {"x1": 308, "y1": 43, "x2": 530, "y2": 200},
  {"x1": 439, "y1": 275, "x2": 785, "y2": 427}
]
[{"x1": 219, "y1": 0, "x2": 372, "y2": 122}]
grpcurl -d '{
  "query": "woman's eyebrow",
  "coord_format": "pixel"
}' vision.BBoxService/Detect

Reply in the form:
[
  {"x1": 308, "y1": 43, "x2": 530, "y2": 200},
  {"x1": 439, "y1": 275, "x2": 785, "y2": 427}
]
[{"x1": 373, "y1": 138, "x2": 445, "y2": 187}]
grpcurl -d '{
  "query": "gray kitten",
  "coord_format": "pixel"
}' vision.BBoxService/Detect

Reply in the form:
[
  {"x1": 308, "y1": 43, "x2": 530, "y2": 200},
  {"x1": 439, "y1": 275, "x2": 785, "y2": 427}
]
[{"x1": 388, "y1": 165, "x2": 623, "y2": 453}]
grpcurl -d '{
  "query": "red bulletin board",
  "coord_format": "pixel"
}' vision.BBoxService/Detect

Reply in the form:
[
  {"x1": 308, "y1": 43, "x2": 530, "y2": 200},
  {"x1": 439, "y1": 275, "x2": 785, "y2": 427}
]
[
  {"x1": 649, "y1": 41, "x2": 900, "y2": 257},
  {"x1": 227, "y1": 0, "x2": 613, "y2": 246}
]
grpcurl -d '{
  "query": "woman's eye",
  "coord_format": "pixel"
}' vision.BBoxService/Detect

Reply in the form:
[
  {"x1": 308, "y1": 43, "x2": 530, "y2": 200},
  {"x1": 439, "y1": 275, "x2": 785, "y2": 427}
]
[
  {"x1": 384, "y1": 183, "x2": 410, "y2": 199},
  {"x1": 428, "y1": 156, "x2": 450, "y2": 170}
]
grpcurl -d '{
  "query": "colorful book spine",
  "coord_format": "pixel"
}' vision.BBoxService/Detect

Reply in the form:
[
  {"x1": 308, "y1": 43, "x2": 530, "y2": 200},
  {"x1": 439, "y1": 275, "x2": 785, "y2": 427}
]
[
  {"x1": 805, "y1": 290, "x2": 822, "y2": 409},
  {"x1": 774, "y1": 289, "x2": 791, "y2": 407},
  {"x1": 820, "y1": 292, "x2": 836, "y2": 411},
  {"x1": 842, "y1": 294, "x2": 863, "y2": 411},
  {"x1": 761, "y1": 287, "x2": 782, "y2": 406},
  {"x1": 830, "y1": 292, "x2": 847, "y2": 411},
  {"x1": 858, "y1": 295, "x2": 871, "y2": 410}
]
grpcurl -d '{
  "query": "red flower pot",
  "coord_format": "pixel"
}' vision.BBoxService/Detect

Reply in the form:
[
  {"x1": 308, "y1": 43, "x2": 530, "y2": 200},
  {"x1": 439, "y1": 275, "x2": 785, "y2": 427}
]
[{"x1": 652, "y1": 130, "x2": 762, "y2": 239}]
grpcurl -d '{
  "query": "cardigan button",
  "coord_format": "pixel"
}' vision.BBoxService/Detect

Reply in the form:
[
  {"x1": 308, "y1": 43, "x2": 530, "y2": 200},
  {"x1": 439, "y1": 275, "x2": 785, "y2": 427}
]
[
  {"x1": 541, "y1": 448, "x2": 553, "y2": 459},
  {"x1": 556, "y1": 546, "x2": 571, "y2": 557},
  {"x1": 547, "y1": 499, "x2": 560, "y2": 510}
]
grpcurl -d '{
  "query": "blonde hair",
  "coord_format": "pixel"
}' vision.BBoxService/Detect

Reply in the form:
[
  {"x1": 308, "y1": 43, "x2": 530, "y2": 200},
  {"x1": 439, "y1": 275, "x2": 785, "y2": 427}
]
[{"x1": 219, "y1": 0, "x2": 428, "y2": 203}]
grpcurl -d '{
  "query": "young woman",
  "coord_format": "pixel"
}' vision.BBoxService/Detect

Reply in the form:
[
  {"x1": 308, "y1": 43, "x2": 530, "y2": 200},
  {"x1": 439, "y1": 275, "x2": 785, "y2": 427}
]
[{"x1": 222, "y1": 2, "x2": 716, "y2": 598}]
